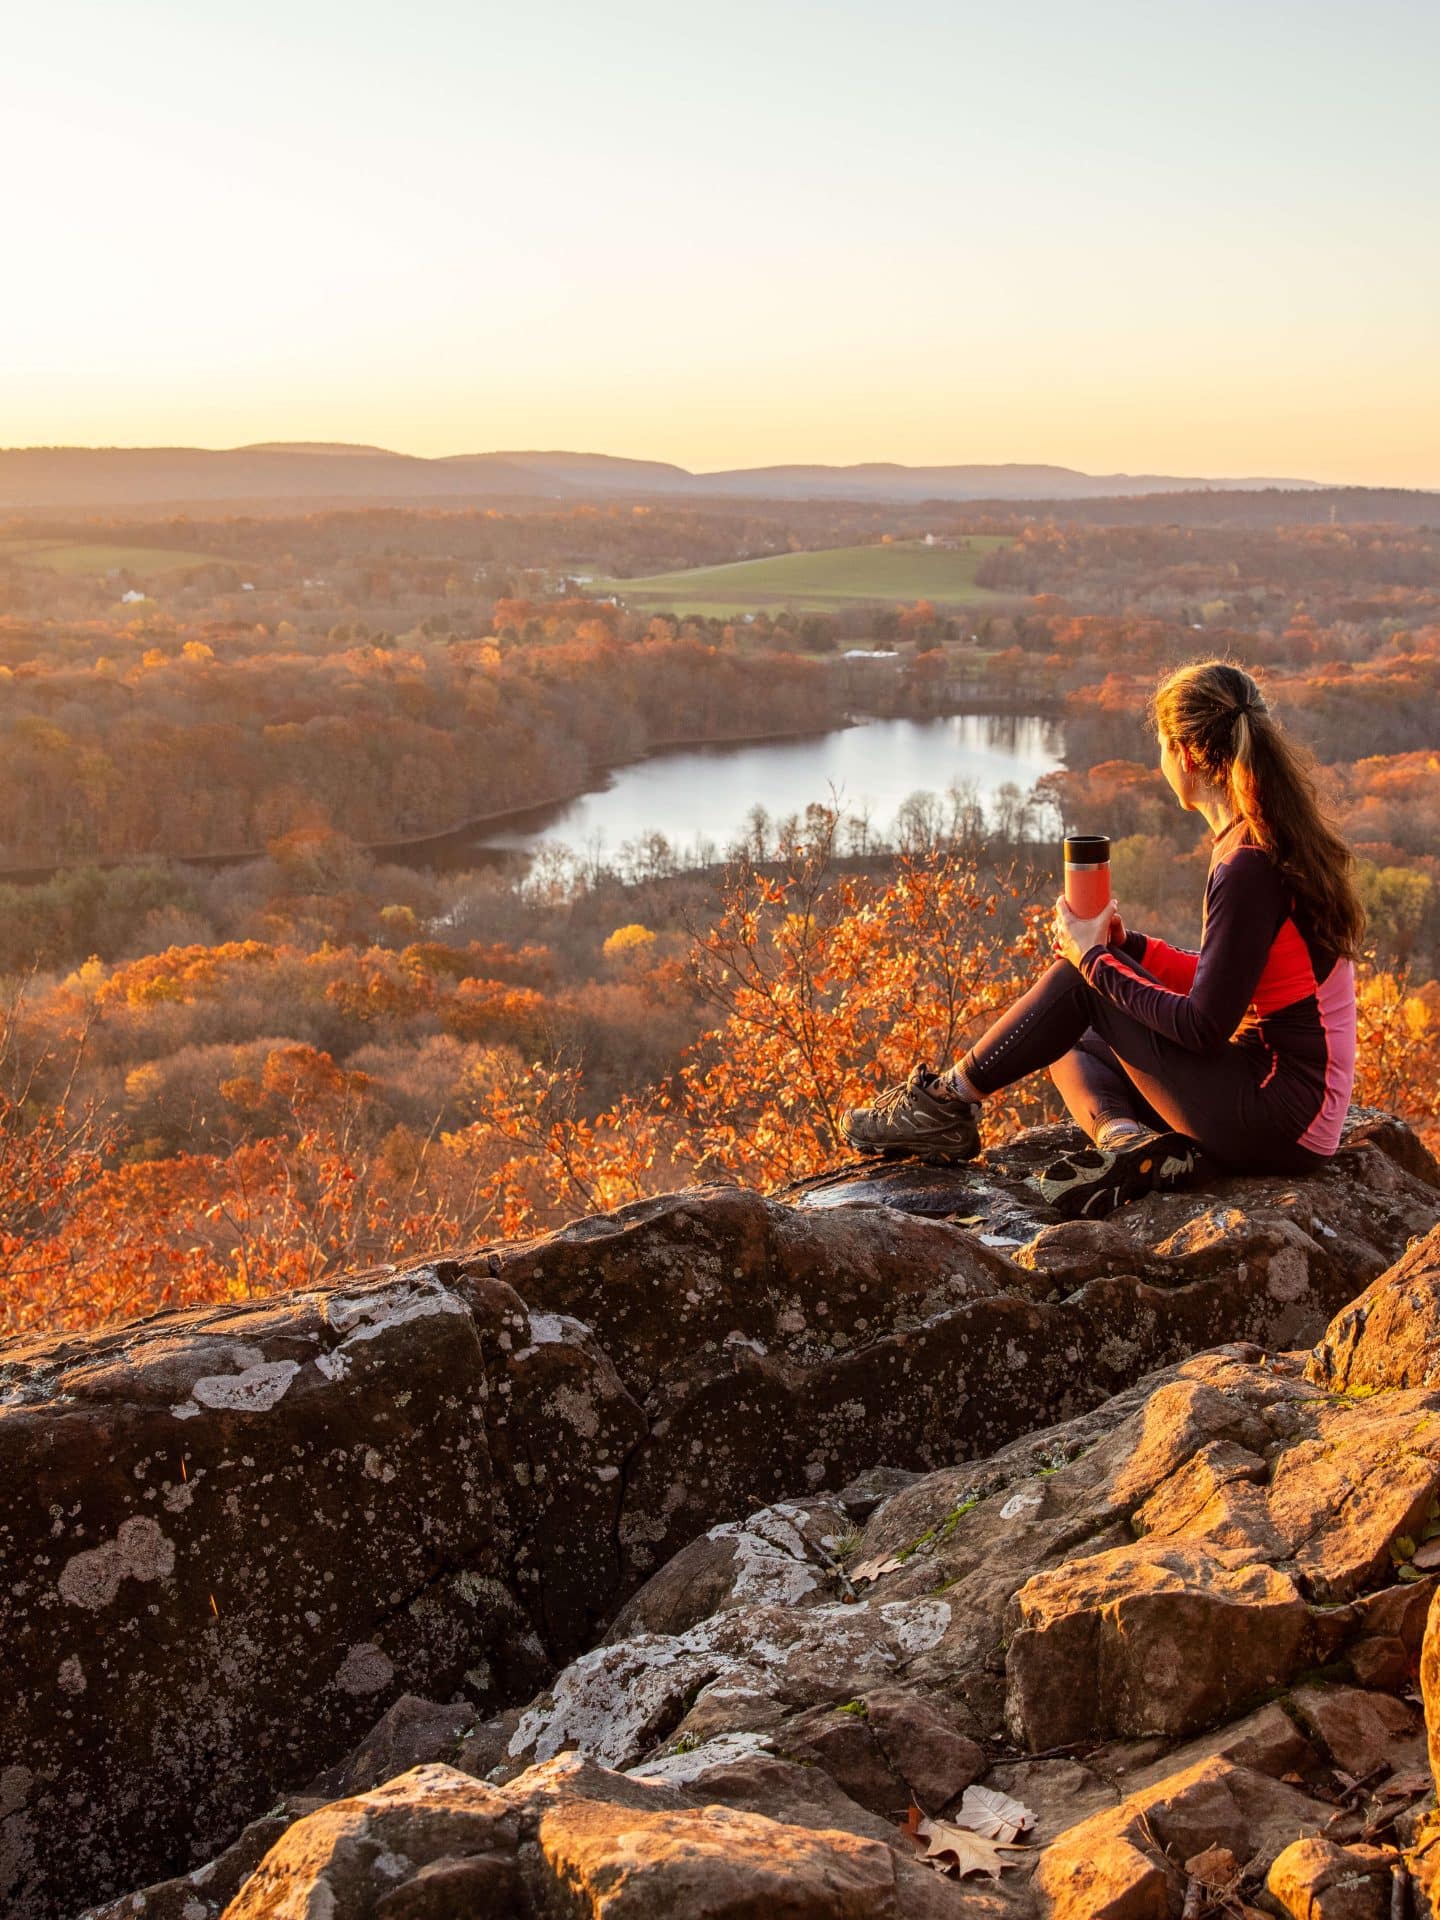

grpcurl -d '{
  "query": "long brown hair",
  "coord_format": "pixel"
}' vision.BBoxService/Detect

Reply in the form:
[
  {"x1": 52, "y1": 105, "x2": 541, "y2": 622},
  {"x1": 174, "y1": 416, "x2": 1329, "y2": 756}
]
[{"x1": 1152, "y1": 660, "x2": 1365, "y2": 959}]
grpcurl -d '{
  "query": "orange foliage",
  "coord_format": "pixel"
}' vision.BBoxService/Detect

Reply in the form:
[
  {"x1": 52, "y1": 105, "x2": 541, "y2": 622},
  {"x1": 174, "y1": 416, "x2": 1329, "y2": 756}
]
[
  {"x1": 678, "y1": 819, "x2": 1047, "y2": 1186},
  {"x1": 3, "y1": 829, "x2": 1438, "y2": 1338},
  {"x1": 96, "y1": 941, "x2": 276, "y2": 1008}
]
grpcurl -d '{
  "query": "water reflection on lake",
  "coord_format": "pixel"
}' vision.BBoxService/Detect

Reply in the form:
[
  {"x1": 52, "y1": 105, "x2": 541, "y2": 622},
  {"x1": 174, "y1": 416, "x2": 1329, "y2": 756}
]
[{"x1": 407, "y1": 713, "x2": 1064, "y2": 874}]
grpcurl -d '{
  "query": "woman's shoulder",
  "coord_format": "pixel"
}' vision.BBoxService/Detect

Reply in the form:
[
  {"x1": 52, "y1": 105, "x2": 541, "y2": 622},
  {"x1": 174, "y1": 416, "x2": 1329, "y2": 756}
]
[
  {"x1": 1209, "y1": 818, "x2": 1273, "y2": 875},
  {"x1": 1207, "y1": 825, "x2": 1289, "y2": 908}
]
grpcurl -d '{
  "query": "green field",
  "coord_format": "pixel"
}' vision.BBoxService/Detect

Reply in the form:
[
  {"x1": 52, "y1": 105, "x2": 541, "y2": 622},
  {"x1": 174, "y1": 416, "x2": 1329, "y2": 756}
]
[
  {"x1": 589, "y1": 537, "x2": 1014, "y2": 617},
  {"x1": 0, "y1": 539, "x2": 225, "y2": 577}
]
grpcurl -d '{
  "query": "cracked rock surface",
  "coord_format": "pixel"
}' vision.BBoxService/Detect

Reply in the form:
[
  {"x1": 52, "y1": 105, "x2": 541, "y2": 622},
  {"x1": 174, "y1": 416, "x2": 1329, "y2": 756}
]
[{"x1": 6, "y1": 1112, "x2": 1440, "y2": 1916}]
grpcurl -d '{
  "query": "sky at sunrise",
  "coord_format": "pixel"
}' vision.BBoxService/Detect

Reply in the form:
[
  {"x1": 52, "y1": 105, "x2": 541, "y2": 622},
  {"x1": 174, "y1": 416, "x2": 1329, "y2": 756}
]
[{"x1": 6, "y1": 0, "x2": 1438, "y2": 484}]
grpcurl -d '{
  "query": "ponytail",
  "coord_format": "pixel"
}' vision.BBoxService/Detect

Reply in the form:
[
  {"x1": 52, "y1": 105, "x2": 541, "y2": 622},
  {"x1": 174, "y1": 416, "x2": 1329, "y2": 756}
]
[{"x1": 1153, "y1": 661, "x2": 1365, "y2": 959}]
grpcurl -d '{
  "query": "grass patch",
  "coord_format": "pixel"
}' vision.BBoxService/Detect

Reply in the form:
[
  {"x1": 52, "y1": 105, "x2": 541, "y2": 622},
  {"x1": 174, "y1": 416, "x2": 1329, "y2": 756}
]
[
  {"x1": 939, "y1": 1495, "x2": 980, "y2": 1538},
  {"x1": 897, "y1": 1492, "x2": 982, "y2": 1561},
  {"x1": 0, "y1": 539, "x2": 225, "y2": 577},
  {"x1": 589, "y1": 538, "x2": 1014, "y2": 617}
]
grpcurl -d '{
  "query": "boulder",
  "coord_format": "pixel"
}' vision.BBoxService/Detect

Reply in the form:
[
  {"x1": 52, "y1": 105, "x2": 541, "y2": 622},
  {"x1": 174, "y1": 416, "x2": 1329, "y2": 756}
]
[
  {"x1": 1121, "y1": 1700, "x2": 1319, "y2": 1790},
  {"x1": 1346, "y1": 1575, "x2": 1439, "y2": 1691},
  {"x1": 0, "y1": 1272, "x2": 637, "y2": 1918},
  {"x1": 861, "y1": 1687, "x2": 988, "y2": 1812},
  {"x1": 1286, "y1": 1682, "x2": 1425, "y2": 1782},
  {"x1": 1423, "y1": 1590, "x2": 1440, "y2": 1794},
  {"x1": 768, "y1": 1687, "x2": 983, "y2": 1818},
  {"x1": 1309, "y1": 1221, "x2": 1440, "y2": 1392},
  {"x1": 1267, "y1": 1836, "x2": 1398, "y2": 1920},
  {"x1": 75, "y1": 1806, "x2": 309, "y2": 1920},
  {"x1": 496, "y1": 1590, "x2": 956, "y2": 1780},
  {"x1": 1006, "y1": 1543, "x2": 1312, "y2": 1746},
  {"x1": 601, "y1": 1500, "x2": 852, "y2": 1643},
  {"x1": 307, "y1": 1694, "x2": 478, "y2": 1800},
  {"x1": 221, "y1": 1756, "x2": 970, "y2": 1919},
  {"x1": 222, "y1": 1764, "x2": 524, "y2": 1919},
  {"x1": 1033, "y1": 1758, "x2": 1332, "y2": 1919}
]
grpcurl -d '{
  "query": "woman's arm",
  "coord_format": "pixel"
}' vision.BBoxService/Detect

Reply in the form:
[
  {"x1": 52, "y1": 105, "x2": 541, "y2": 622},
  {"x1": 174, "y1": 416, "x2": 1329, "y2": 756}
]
[
  {"x1": 1119, "y1": 929, "x2": 1198, "y2": 993},
  {"x1": 1077, "y1": 848, "x2": 1285, "y2": 1050}
]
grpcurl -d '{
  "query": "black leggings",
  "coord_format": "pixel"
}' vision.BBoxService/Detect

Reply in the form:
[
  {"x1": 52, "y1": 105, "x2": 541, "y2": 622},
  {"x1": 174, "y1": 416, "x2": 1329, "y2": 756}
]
[{"x1": 959, "y1": 958, "x2": 1325, "y2": 1175}]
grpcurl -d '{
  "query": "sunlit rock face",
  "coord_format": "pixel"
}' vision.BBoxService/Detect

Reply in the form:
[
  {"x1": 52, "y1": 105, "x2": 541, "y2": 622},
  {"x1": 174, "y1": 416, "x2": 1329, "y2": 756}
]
[{"x1": 5, "y1": 1112, "x2": 1438, "y2": 1917}]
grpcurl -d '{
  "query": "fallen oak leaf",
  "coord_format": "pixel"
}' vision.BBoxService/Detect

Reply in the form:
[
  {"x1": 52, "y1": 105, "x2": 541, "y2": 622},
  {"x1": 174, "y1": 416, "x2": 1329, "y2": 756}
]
[
  {"x1": 849, "y1": 1552, "x2": 906, "y2": 1584},
  {"x1": 949, "y1": 1782, "x2": 1037, "y2": 1843},
  {"x1": 916, "y1": 1817, "x2": 1014, "y2": 1880}
]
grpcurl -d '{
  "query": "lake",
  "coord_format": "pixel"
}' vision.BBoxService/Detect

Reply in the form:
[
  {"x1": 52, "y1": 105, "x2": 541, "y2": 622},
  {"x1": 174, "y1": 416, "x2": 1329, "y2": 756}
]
[{"x1": 405, "y1": 713, "x2": 1065, "y2": 873}]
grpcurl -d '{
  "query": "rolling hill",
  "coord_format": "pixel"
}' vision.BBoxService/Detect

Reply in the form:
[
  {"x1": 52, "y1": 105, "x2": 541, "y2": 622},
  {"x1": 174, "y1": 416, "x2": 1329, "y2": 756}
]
[{"x1": 0, "y1": 443, "x2": 1332, "y2": 513}]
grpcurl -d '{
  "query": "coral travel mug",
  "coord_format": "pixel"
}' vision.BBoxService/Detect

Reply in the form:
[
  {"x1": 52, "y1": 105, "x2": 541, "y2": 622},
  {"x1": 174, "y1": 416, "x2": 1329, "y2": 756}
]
[{"x1": 1063, "y1": 834, "x2": 1112, "y2": 918}]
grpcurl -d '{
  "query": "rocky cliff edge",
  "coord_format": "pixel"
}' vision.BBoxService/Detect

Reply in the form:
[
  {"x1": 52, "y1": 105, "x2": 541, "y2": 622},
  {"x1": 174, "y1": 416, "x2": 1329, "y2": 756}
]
[{"x1": 4, "y1": 1112, "x2": 1440, "y2": 1917}]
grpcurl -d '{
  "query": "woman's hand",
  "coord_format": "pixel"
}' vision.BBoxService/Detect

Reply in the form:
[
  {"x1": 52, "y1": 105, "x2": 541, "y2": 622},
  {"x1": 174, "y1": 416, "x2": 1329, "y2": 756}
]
[{"x1": 1053, "y1": 894, "x2": 1118, "y2": 968}]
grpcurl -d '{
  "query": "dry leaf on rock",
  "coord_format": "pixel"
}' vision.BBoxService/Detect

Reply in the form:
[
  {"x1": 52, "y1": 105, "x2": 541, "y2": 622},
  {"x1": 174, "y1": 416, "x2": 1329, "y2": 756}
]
[
  {"x1": 1412, "y1": 1538, "x2": 1440, "y2": 1571},
  {"x1": 950, "y1": 1783, "x2": 1036, "y2": 1843},
  {"x1": 849, "y1": 1552, "x2": 906, "y2": 1584},
  {"x1": 916, "y1": 1817, "x2": 1013, "y2": 1880}
]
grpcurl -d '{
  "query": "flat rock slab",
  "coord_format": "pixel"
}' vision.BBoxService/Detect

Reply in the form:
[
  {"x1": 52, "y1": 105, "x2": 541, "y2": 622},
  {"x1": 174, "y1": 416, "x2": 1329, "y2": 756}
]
[{"x1": 788, "y1": 1108, "x2": 1430, "y2": 1243}]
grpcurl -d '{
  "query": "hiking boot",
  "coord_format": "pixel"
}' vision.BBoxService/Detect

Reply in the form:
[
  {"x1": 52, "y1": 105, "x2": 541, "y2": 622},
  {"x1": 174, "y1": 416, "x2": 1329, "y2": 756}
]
[
  {"x1": 1030, "y1": 1127, "x2": 1197, "y2": 1220},
  {"x1": 843, "y1": 1065, "x2": 981, "y2": 1163}
]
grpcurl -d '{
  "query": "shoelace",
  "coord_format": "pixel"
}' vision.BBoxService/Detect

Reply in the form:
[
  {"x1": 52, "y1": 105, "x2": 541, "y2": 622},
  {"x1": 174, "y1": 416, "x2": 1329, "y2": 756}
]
[{"x1": 868, "y1": 1066, "x2": 939, "y2": 1117}]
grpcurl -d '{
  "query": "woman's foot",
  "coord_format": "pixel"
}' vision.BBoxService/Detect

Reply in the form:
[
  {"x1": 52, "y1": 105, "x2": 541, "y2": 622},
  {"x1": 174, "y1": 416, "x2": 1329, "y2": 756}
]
[
  {"x1": 1031, "y1": 1127, "x2": 1197, "y2": 1219},
  {"x1": 843, "y1": 1064, "x2": 982, "y2": 1163}
]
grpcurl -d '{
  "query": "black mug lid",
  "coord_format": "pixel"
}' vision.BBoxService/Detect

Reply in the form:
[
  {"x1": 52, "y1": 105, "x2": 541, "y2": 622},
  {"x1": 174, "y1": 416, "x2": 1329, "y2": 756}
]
[{"x1": 1063, "y1": 834, "x2": 1110, "y2": 863}]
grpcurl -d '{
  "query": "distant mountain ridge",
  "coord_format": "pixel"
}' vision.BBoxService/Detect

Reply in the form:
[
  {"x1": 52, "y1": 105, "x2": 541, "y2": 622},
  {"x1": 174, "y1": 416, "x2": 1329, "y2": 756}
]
[{"x1": 0, "y1": 442, "x2": 1339, "y2": 511}]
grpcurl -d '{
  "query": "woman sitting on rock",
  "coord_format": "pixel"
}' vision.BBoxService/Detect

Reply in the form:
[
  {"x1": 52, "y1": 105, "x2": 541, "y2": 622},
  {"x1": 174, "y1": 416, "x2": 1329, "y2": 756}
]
[{"x1": 844, "y1": 660, "x2": 1362, "y2": 1217}]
